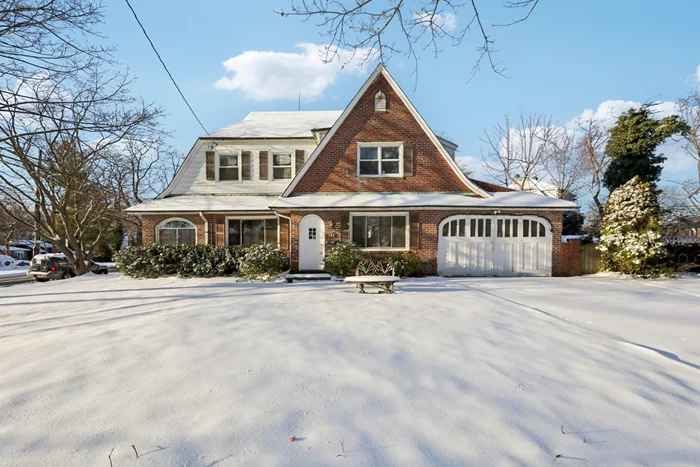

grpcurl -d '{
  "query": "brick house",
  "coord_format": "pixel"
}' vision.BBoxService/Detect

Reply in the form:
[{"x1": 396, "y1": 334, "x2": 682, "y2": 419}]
[{"x1": 127, "y1": 65, "x2": 577, "y2": 276}]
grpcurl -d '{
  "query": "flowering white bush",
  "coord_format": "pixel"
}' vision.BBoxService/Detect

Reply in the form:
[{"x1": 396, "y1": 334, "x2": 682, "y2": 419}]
[{"x1": 599, "y1": 176, "x2": 666, "y2": 275}]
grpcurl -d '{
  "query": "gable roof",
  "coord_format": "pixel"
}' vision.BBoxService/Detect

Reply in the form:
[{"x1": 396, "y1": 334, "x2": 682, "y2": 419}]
[
  {"x1": 282, "y1": 64, "x2": 491, "y2": 198},
  {"x1": 205, "y1": 111, "x2": 342, "y2": 139}
]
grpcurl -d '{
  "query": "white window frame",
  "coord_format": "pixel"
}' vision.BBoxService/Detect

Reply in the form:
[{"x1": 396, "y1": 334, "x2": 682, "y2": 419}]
[
  {"x1": 155, "y1": 217, "x2": 198, "y2": 245},
  {"x1": 374, "y1": 91, "x2": 387, "y2": 111},
  {"x1": 356, "y1": 142, "x2": 403, "y2": 178},
  {"x1": 349, "y1": 211, "x2": 409, "y2": 251},
  {"x1": 271, "y1": 152, "x2": 293, "y2": 181},
  {"x1": 225, "y1": 216, "x2": 279, "y2": 246},
  {"x1": 216, "y1": 151, "x2": 241, "y2": 182}
]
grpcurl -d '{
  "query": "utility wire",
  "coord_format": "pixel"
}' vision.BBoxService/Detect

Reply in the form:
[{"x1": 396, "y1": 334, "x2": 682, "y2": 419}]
[{"x1": 124, "y1": 0, "x2": 209, "y2": 135}]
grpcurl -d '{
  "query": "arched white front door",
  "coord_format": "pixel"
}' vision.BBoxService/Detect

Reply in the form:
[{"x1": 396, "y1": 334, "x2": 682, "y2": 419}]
[
  {"x1": 437, "y1": 215, "x2": 552, "y2": 276},
  {"x1": 299, "y1": 215, "x2": 325, "y2": 271}
]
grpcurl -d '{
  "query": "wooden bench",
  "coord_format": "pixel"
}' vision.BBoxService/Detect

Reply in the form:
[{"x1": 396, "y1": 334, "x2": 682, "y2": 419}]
[{"x1": 344, "y1": 259, "x2": 400, "y2": 294}]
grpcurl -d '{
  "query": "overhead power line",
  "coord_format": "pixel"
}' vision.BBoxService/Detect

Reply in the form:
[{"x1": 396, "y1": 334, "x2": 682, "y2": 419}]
[{"x1": 124, "y1": 0, "x2": 209, "y2": 135}]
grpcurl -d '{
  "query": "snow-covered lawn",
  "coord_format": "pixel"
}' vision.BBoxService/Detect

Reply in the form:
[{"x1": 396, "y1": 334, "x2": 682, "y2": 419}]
[{"x1": 1, "y1": 274, "x2": 699, "y2": 466}]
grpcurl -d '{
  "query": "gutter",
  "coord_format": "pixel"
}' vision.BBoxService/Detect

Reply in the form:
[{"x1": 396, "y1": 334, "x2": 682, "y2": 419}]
[{"x1": 198, "y1": 211, "x2": 209, "y2": 245}]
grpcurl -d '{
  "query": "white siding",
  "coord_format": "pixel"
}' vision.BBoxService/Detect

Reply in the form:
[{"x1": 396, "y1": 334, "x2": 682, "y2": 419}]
[{"x1": 169, "y1": 139, "x2": 319, "y2": 196}]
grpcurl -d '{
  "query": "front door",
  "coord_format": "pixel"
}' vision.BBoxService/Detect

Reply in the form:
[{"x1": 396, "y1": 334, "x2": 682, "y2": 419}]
[{"x1": 299, "y1": 215, "x2": 325, "y2": 271}]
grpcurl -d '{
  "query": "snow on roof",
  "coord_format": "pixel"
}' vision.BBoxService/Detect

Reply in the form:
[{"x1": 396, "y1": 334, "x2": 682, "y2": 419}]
[
  {"x1": 271, "y1": 191, "x2": 578, "y2": 210},
  {"x1": 507, "y1": 177, "x2": 566, "y2": 198},
  {"x1": 126, "y1": 195, "x2": 280, "y2": 213},
  {"x1": 206, "y1": 111, "x2": 343, "y2": 139}
]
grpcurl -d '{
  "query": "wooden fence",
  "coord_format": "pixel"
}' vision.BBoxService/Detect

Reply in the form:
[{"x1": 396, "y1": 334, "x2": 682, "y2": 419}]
[{"x1": 580, "y1": 243, "x2": 602, "y2": 274}]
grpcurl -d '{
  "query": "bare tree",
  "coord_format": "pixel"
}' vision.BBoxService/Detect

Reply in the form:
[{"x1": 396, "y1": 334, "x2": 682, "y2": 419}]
[
  {"x1": 277, "y1": 0, "x2": 540, "y2": 80},
  {"x1": 575, "y1": 117, "x2": 609, "y2": 216},
  {"x1": 677, "y1": 90, "x2": 700, "y2": 183},
  {"x1": 0, "y1": 197, "x2": 31, "y2": 257},
  {"x1": 0, "y1": 66, "x2": 163, "y2": 274},
  {"x1": 480, "y1": 113, "x2": 556, "y2": 188},
  {"x1": 543, "y1": 128, "x2": 590, "y2": 199}
]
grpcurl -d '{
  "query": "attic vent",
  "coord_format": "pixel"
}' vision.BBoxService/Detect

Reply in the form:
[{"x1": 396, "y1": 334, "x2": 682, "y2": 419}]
[{"x1": 374, "y1": 91, "x2": 386, "y2": 111}]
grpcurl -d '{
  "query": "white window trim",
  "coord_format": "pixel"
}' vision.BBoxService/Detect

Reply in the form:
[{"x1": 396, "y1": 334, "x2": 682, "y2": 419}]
[
  {"x1": 374, "y1": 91, "x2": 387, "y2": 112},
  {"x1": 225, "y1": 216, "x2": 279, "y2": 246},
  {"x1": 271, "y1": 152, "x2": 294, "y2": 181},
  {"x1": 155, "y1": 217, "x2": 198, "y2": 245},
  {"x1": 216, "y1": 150, "x2": 241, "y2": 182},
  {"x1": 356, "y1": 142, "x2": 403, "y2": 178},
  {"x1": 349, "y1": 211, "x2": 409, "y2": 251}
]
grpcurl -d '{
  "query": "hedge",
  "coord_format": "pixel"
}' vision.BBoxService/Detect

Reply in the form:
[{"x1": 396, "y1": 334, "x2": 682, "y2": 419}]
[
  {"x1": 114, "y1": 243, "x2": 287, "y2": 279},
  {"x1": 322, "y1": 242, "x2": 424, "y2": 277}
]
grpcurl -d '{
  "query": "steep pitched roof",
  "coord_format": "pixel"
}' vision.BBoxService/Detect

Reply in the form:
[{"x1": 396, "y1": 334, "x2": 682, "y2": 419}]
[
  {"x1": 281, "y1": 64, "x2": 491, "y2": 198},
  {"x1": 205, "y1": 111, "x2": 342, "y2": 139}
]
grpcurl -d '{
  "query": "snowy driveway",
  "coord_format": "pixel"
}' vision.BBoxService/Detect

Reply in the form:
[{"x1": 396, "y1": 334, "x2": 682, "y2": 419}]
[{"x1": 0, "y1": 274, "x2": 699, "y2": 466}]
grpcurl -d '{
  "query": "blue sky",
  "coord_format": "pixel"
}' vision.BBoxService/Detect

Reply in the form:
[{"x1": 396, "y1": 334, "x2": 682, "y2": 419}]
[{"x1": 102, "y1": 0, "x2": 700, "y2": 184}]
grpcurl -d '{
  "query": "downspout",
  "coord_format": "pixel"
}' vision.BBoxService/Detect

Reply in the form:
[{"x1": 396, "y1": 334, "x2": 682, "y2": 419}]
[{"x1": 198, "y1": 211, "x2": 209, "y2": 245}]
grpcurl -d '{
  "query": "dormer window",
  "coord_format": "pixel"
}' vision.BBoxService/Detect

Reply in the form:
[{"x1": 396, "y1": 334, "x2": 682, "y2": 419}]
[
  {"x1": 374, "y1": 91, "x2": 386, "y2": 111},
  {"x1": 272, "y1": 153, "x2": 293, "y2": 180},
  {"x1": 219, "y1": 153, "x2": 239, "y2": 181}
]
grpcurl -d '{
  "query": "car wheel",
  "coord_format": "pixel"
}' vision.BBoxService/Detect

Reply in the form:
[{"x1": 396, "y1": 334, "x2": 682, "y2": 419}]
[
  {"x1": 100, "y1": 270, "x2": 108, "y2": 275},
  {"x1": 62, "y1": 271, "x2": 70, "y2": 280},
  {"x1": 35, "y1": 278, "x2": 48, "y2": 283}
]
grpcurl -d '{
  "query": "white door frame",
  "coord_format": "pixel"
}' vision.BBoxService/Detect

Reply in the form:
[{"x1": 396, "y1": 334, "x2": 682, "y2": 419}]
[{"x1": 299, "y1": 214, "x2": 325, "y2": 271}]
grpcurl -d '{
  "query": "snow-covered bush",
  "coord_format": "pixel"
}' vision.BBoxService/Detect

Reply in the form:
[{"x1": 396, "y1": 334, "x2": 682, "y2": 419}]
[
  {"x1": 323, "y1": 242, "x2": 365, "y2": 277},
  {"x1": 237, "y1": 243, "x2": 289, "y2": 280},
  {"x1": 115, "y1": 244, "x2": 245, "y2": 278},
  {"x1": 388, "y1": 251, "x2": 422, "y2": 277},
  {"x1": 599, "y1": 176, "x2": 667, "y2": 276}
]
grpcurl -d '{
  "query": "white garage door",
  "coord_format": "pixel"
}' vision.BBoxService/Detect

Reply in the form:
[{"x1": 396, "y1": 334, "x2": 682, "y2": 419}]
[{"x1": 437, "y1": 215, "x2": 552, "y2": 276}]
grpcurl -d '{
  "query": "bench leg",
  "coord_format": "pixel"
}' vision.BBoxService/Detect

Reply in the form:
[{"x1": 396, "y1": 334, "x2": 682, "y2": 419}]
[{"x1": 358, "y1": 283, "x2": 365, "y2": 294}]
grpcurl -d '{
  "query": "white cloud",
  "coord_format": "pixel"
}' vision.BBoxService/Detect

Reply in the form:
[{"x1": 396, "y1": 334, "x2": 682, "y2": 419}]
[
  {"x1": 413, "y1": 12, "x2": 457, "y2": 33},
  {"x1": 696, "y1": 64, "x2": 700, "y2": 82},
  {"x1": 214, "y1": 43, "x2": 374, "y2": 101}
]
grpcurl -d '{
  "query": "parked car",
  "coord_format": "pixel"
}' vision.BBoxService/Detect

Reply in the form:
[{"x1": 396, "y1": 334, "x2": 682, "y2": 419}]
[
  {"x1": 28, "y1": 254, "x2": 76, "y2": 282},
  {"x1": 88, "y1": 261, "x2": 109, "y2": 275}
]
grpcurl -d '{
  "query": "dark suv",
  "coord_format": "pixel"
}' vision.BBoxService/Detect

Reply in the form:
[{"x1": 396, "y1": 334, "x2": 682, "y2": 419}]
[{"x1": 28, "y1": 255, "x2": 76, "y2": 282}]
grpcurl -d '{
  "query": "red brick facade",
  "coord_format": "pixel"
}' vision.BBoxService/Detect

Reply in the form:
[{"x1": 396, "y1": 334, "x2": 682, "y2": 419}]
[{"x1": 291, "y1": 74, "x2": 477, "y2": 195}]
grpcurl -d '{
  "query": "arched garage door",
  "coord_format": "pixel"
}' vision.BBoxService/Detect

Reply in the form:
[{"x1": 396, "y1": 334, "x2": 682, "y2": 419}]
[{"x1": 437, "y1": 215, "x2": 552, "y2": 276}]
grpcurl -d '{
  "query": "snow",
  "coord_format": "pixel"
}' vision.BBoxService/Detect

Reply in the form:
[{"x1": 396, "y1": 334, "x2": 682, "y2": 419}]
[
  {"x1": 206, "y1": 111, "x2": 342, "y2": 139},
  {"x1": 1, "y1": 274, "x2": 699, "y2": 465},
  {"x1": 271, "y1": 191, "x2": 578, "y2": 210},
  {"x1": 125, "y1": 195, "x2": 279, "y2": 213},
  {"x1": 0, "y1": 254, "x2": 28, "y2": 278}
]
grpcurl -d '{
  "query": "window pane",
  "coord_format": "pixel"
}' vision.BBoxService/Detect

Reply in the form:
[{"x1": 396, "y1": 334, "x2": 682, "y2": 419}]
[
  {"x1": 273, "y1": 153, "x2": 291, "y2": 166},
  {"x1": 485, "y1": 219, "x2": 492, "y2": 237},
  {"x1": 178, "y1": 228, "x2": 196, "y2": 245},
  {"x1": 219, "y1": 167, "x2": 239, "y2": 181},
  {"x1": 531, "y1": 220, "x2": 537, "y2": 237},
  {"x1": 504, "y1": 219, "x2": 511, "y2": 237},
  {"x1": 392, "y1": 216, "x2": 406, "y2": 247},
  {"x1": 381, "y1": 160, "x2": 400, "y2": 175},
  {"x1": 219, "y1": 154, "x2": 238, "y2": 167},
  {"x1": 381, "y1": 146, "x2": 400, "y2": 159},
  {"x1": 228, "y1": 220, "x2": 240, "y2": 246},
  {"x1": 366, "y1": 217, "x2": 379, "y2": 248},
  {"x1": 470, "y1": 219, "x2": 476, "y2": 237},
  {"x1": 273, "y1": 167, "x2": 292, "y2": 179},
  {"x1": 539, "y1": 223, "x2": 546, "y2": 237},
  {"x1": 459, "y1": 219, "x2": 465, "y2": 237},
  {"x1": 450, "y1": 220, "x2": 457, "y2": 237},
  {"x1": 359, "y1": 147, "x2": 378, "y2": 160},
  {"x1": 163, "y1": 220, "x2": 193, "y2": 228},
  {"x1": 359, "y1": 161, "x2": 379, "y2": 175},
  {"x1": 497, "y1": 219, "x2": 503, "y2": 237},
  {"x1": 159, "y1": 228, "x2": 177, "y2": 245},
  {"x1": 442, "y1": 223, "x2": 449, "y2": 237},
  {"x1": 478, "y1": 219, "x2": 484, "y2": 237},
  {"x1": 264, "y1": 219, "x2": 278, "y2": 244},
  {"x1": 513, "y1": 219, "x2": 519, "y2": 237},
  {"x1": 378, "y1": 217, "x2": 392, "y2": 247},
  {"x1": 352, "y1": 216, "x2": 366, "y2": 246},
  {"x1": 242, "y1": 219, "x2": 265, "y2": 246},
  {"x1": 523, "y1": 220, "x2": 530, "y2": 237}
]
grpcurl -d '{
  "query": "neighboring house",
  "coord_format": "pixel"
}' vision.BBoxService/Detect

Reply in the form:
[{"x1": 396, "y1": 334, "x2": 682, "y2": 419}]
[
  {"x1": 508, "y1": 176, "x2": 577, "y2": 202},
  {"x1": 1, "y1": 241, "x2": 52, "y2": 260},
  {"x1": 127, "y1": 65, "x2": 577, "y2": 276}
]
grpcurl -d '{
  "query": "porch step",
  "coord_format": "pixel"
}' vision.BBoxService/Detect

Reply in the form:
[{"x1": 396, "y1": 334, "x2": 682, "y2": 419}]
[{"x1": 285, "y1": 273, "x2": 332, "y2": 283}]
